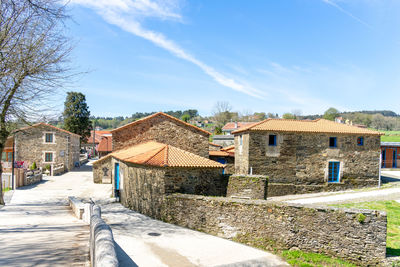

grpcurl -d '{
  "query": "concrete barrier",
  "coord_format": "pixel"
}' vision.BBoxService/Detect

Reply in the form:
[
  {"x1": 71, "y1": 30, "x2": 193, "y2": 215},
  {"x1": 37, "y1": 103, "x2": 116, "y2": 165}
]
[
  {"x1": 68, "y1": 196, "x2": 85, "y2": 220},
  {"x1": 90, "y1": 204, "x2": 118, "y2": 267}
]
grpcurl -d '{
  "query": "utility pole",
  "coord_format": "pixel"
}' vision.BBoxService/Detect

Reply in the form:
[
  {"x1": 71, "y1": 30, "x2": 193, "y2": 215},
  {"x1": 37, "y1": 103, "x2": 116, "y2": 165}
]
[{"x1": 92, "y1": 120, "x2": 96, "y2": 159}]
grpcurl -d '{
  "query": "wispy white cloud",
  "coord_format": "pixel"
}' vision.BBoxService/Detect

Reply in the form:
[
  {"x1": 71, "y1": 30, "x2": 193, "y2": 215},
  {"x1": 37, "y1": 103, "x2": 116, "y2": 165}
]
[
  {"x1": 70, "y1": 0, "x2": 265, "y2": 99},
  {"x1": 322, "y1": 0, "x2": 372, "y2": 29}
]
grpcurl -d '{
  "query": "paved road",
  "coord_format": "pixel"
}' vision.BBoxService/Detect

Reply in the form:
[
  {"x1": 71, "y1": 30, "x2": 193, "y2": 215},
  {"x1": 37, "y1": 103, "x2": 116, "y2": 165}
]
[
  {"x1": 101, "y1": 202, "x2": 289, "y2": 267},
  {"x1": 278, "y1": 171, "x2": 400, "y2": 205},
  {"x1": 0, "y1": 164, "x2": 110, "y2": 267}
]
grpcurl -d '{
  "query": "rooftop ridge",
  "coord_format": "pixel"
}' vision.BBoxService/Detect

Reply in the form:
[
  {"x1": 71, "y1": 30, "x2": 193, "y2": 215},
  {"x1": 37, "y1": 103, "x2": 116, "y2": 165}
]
[{"x1": 110, "y1": 112, "x2": 211, "y2": 135}]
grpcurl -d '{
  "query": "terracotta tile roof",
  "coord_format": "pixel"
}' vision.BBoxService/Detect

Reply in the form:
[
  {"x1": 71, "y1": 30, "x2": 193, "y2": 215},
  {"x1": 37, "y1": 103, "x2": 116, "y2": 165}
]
[
  {"x1": 222, "y1": 122, "x2": 256, "y2": 131},
  {"x1": 95, "y1": 141, "x2": 223, "y2": 168},
  {"x1": 209, "y1": 150, "x2": 230, "y2": 157},
  {"x1": 15, "y1": 123, "x2": 81, "y2": 137},
  {"x1": 232, "y1": 118, "x2": 383, "y2": 136},
  {"x1": 221, "y1": 145, "x2": 235, "y2": 152},
  {"x1": 98, "y1": 136, "x2": 112, "y2": 152},
  {"x1": 209, "y1": 142, "x2": 222, "y2": 147},
  {"x1": 110, "y1": 112, "x2": 211, "y2": 135}
]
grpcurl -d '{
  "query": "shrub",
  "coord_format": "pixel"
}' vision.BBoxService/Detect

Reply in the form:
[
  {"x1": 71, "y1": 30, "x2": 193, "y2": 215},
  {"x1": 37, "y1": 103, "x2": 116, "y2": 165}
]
[
  {"x1": 356, "y1": 213, "x2": 366, "y2": 223},
  {"x1": 30, "y1": 162, "x2": 37, "y2": 170},
  {"x1": 45, "y1": 164, "x2": 51, "y2": 171}
]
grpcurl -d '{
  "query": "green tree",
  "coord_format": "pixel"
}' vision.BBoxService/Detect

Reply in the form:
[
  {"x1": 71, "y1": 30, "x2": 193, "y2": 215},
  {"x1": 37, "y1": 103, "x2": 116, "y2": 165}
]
[
  {"x1": 282, "y1": 113, "x2": 296, "y2": 119},
  {"x1": 323, "y1": 108, "x2": 340, "y2": 121},
  {"x1": 181, "y1": 114, "x2": 190, "y2": 122},
  {"x1": 63, "y1": 92, "x2": 91, "y2": 141}
]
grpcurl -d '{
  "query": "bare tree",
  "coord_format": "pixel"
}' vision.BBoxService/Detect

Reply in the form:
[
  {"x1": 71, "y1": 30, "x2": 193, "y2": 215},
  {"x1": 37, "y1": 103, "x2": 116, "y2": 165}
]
[
  {"x1": 0, "y1": 0, "x2": 73, "y2": 205},
  {"x1": 212, "y1": 101, "x2": 234, "y2": 127}
]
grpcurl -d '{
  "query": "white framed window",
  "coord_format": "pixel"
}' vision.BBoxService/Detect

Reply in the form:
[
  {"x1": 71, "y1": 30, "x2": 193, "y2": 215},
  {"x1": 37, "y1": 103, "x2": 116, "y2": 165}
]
[
  {"x1": 43, "y1": 151, "x2": 55, "y2": 163},
  {"x1": 43, "y1": 132, "x2": 56, "y2": 144}
]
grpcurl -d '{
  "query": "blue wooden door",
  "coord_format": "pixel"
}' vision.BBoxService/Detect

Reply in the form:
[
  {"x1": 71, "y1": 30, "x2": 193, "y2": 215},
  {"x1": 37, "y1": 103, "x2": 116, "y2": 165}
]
[
  {"x1": 115, "y1": 163, "x2": 120, "y2": 190},
  {"x1": 328, "y1": 161, "x2": 340, "y2": 182}
]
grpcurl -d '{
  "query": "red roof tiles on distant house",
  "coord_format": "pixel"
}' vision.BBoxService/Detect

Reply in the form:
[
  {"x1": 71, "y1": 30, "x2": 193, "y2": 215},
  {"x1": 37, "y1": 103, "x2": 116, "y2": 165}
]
[
  {"x1": 110, "y1": 112, "x2": 211, "y2": 135},
  {"x1": 95, "y1": 141, "x2": 223, "y2": 168},
  {"x1": 98, "y1": 136, "x2": 112, "y2": 152},
  {"x1": 222, "y1": 122, "x2": 256, "y2": 131}
]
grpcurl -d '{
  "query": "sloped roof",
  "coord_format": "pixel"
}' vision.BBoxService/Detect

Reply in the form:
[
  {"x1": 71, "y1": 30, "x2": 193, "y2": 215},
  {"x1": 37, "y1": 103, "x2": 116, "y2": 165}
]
[
  {"x1": 209, "y1": 145, "x2": 235, "y2": 157},
  {"x1": 221, "y1": 145, "x2": 235, "y2": 152},
  {"x1": 15, "y1": 123, "x2": 81, "y2": 137},
  {"x1": 95, "y1": 141, "x2": 223, "y2": 168},
  {"x1": 222, "y1": 122, "x2": 256, "y2": 131},
  {"x1": 232, "y1": 118, "x2": 383, "y2": 136},
  {"x1": 209, "y1": 142, "x2": 222, "y2": 147},
  {"x1": 98, "y1": 136, "x2": 112, "y2": 152},
  {"x1": 110, "y1": 112, "x2": 211, "y2": 135},
  {"x1": 209, "y1": 150, "x2": 230, "y2": 157}
]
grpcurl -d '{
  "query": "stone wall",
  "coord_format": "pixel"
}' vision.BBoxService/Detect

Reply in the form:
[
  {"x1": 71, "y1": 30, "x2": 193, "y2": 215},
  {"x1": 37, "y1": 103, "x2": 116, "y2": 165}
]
[
  {"x1": 15, "y1": 124, "x2": 80, "y2": 171},
  {"x1": 112, "y1": 114, "x2": 209, "y2": 158},
  {"x1": 93, "y1": 158, "x2": 112, "y2": 184},
  {"x1": 162, "y1": 194, "x2": 387, "y2": 265},
  {"x1": 235, "y1": 132, "x2": 380, "y2": 195},
  {"x1": 109, "y1": 159, "x2": 226, "y2": 219},
  {"x1": 226, "y1": 175, "x2": 268, "y2": 199},
  {"x1": 234, "y1": 133, "x2": 249, "y2": 174}
]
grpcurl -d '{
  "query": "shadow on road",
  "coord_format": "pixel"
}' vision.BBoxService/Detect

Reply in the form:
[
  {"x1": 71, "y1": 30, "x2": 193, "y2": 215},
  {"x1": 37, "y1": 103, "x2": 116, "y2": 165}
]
[{"x1": 115, "y1": 242, "x2": 139, "y2": 267}]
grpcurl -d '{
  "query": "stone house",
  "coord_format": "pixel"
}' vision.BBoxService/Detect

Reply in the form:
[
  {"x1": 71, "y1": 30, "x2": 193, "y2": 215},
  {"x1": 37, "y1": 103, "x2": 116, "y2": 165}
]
[
  {"x1": 93, "y1": 141, "x2": 224, "y2": 218},
  {"x1": 111, "y1": 112, "x2": 210, "y2": 158},
  {"x1": 233, "y1": 118, "x2": 382, "y2": 196},
  {"x1": 13, "y1": 123, "x2": 80, "y2": 171}
]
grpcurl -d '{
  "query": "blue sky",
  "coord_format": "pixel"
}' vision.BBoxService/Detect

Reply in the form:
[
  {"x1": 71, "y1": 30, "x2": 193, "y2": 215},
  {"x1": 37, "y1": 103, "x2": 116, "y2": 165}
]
[{"x1": 66, "y1": 0, "x2": 400, "y2": 117}]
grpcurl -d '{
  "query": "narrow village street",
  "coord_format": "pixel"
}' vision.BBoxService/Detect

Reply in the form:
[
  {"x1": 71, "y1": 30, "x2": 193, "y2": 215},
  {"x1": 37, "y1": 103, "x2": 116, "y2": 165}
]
[{"x1": 0, "y1": 162, "x2": 289, "y2": 267}]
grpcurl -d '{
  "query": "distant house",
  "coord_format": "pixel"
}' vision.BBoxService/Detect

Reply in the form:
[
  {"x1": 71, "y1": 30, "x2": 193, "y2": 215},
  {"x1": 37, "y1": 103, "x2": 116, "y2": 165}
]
[
  {"x1": 209, "y1": 145, "x2": 235, "y2": 174},
  {"x1": 233, "y1": 118, "x2": 382, "y2": 196},
  {"x1": 1, "y1": 137, "x2": 14, "y2": 172},
  {"x1": 209, "y1": 142, "x2": 222, "y2": 151},
  {"x1": 12, "y1": 123, "x2": 80, "y2": 172},
  {"x1": 381, "y1": 142, "x2": 400, "y2": 169},
  {"x1": 82, "y1": 130, "x2": 112, "y2": 158},
  {"x1": 212, "y1": 135, "x2": 235, "y2": 147},
  {"x1": 222, "y1": 122, "x2": 255, "y2": 135}
]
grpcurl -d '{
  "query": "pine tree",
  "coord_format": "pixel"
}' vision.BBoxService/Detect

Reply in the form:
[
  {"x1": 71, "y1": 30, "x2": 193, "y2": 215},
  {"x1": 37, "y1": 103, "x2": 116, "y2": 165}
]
[{"x1": 63, "y1": 92, "x2": 91, "y2": 142}]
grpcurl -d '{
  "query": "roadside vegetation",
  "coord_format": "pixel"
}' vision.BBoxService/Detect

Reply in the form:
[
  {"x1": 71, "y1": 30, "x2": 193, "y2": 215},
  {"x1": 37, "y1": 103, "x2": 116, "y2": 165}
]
[
  {"x1": 332, "y1": 201, "x2": 400, "y2": 256},
  {"x1": 281, "y1": 250, "x2": 357, "y2": 267}
]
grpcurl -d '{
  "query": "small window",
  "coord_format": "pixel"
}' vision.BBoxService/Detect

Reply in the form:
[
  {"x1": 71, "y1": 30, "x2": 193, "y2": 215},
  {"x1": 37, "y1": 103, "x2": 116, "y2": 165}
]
[
  {"x1": 357, "y1": 137, "x2": 364, "y2": 146},
  {"x1": 1, "y1": 152, "x2": 6, "y2": 161},
  {"x1": 45, "y1": 152, "x2": 53, "y2": 162},
  {"x1": 269, "y1": 135, "x2": 277, "y2": 146},
  {"x1": 239, "y1": 135, "x2": 243, "y2": 146},
  {"x1": 329, "y1": 137, "x2": 337, "y2": 148},
  {"x1": 45, "y1": 133, "x2": 54, "y2": 143},
  {"x1": 7, "y1": 152, "x2": 12, "y2": 162}
]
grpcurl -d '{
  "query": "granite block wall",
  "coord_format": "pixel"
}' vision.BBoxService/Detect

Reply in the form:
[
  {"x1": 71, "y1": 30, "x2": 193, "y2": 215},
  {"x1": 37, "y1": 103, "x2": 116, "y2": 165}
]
[{"x1": 162, "y1": 194, "x2": 387, "y2": 265}]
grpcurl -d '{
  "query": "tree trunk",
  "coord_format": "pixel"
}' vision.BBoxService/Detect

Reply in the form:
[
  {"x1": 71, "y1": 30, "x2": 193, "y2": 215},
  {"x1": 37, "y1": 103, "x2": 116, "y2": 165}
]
[{"x1": 0, "y1": 141, "x2": 5, "y2": 205}]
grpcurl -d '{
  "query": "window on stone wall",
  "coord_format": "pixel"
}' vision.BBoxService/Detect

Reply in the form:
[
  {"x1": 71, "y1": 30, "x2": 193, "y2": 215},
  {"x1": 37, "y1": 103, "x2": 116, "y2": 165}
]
[
  {"x1": 357, "y1": 137, "x2": 364, "y2": 146},
  {"x1": 329, "y1": 137, "x2": 337, "y2": 148},
  {"x1": 45, "y1": 133, "x2": 54, "y2": 143},
  {"x1": 45, "y1": 152, "x2": 53, "y2": 162},
  {"x1": 269, "y1": 135, "x2": 277, "y2": 146},
  {"x1": 1, "y1": 152, "x2": 6, "y2": 161}
]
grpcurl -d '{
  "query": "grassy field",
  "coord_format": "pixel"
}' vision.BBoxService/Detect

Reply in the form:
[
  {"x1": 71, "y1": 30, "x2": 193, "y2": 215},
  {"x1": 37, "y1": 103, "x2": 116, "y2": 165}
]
[
  {"x1": 332, "y1": 201, "x2": 400, "y2": 256},
  {"x1": 376, "y1": 130, "x2": 400, "y2": 142}
]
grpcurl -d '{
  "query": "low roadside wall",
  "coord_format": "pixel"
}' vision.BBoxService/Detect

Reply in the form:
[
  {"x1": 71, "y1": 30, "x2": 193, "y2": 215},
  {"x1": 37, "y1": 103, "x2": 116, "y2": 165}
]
[
  {"x1": 162, "y1": 194, "x2": 387, "y2": 265},
  {"x1": 226, "y1": 175, "x2": 267, "y2": 199},
  {"x1": 68, "y1": 197, "x2": 118, "y2": 267}
]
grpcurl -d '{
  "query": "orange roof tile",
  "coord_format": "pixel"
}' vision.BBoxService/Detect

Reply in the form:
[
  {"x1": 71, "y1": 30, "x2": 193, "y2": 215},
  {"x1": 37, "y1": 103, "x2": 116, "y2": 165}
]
[
  {"x1": 15, "y1": 123, "x2": 81, "y2": 137},
  {"x1": 222, "y1": 122, "x2": 256, "y2": 130},
  {"x1": 209, "y1": 150, "x2": 230, "y2": 157},
  {"x1": 95, "y1": 141, "x2": 223, "y2": 168},
  {"x1": 232, "y1": 118, "x2": 383, "y2": 136},
  {"x1": 110, "y1": 112, "x2": 211, "y2": 135},
  {"x1": 221, "y1": 145, "x2": 235, "y2": 152},
  {"x1": 209, "y1": 142, "x2": 222, "y2": 147},
  {"x1": 98, "y1": 136, "x2": 112, "y2": 152}
]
